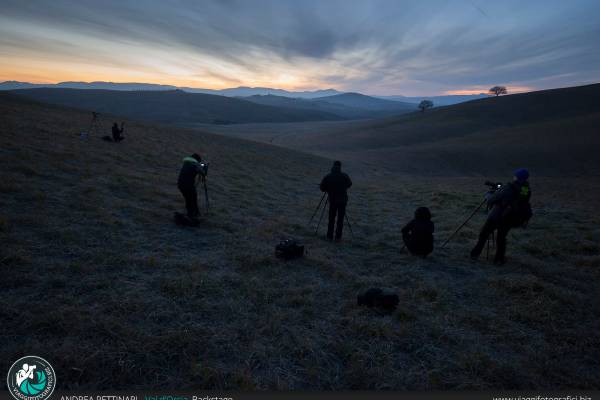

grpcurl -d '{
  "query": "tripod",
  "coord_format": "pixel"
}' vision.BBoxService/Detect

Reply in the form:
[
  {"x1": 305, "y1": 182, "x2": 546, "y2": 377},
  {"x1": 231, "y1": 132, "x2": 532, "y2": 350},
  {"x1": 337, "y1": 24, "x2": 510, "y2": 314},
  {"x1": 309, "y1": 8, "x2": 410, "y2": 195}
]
[
  {"x1": 481, "y1": 198, "x2": 499, "y2": 259},
  {"x1": 345, "y1": 211, "x2": 354, "y2": 238},
  {"x1": 88, "y1": 112, "x2": 101, "y2": 136},
  {"x1": 485, "y1": 230, "x2": 496, "y2": 260},
  {"x1": 441, "y1": 198, "x2": 487, "y2": 248},
  {"x1": 308, "y1": 192, "x2": 327, "y2": 227},
  {"x1": 309, "y1": 193, "x2": 354, "y2": 238},
  {"x1": 316, "y1": 195, "x2": 329, "y2": 235},
  {"x1": 198, "y1": 175, "x2": 210, "y2": 213}
]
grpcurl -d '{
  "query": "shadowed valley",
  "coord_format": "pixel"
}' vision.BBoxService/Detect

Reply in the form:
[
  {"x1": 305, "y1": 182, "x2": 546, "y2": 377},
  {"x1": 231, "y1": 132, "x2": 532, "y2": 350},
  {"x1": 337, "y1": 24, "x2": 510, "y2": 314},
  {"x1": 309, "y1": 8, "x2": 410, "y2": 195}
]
[{"x1": 205, "y1": 83, "x2": 600, "y2": 177}]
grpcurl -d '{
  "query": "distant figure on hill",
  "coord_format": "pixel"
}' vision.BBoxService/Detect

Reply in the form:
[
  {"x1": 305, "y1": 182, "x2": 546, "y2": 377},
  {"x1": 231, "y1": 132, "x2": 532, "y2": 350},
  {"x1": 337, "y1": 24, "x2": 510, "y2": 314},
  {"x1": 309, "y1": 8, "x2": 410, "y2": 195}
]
[
  {"x1": 402, "y1": 207, "x2": 434, "y2": 257},
  {"x1": 112, "y1": 122, "x2": 125, "y2": 142},
  {"x1": 320, "y1": 160, "x2": 352, "y2": 241},
  {"x1": 470, "y1": 168, "x2": 532, "y2": 264},
  {"x1": 177, "y1": 153, "x2": 205, "y2": 219}
]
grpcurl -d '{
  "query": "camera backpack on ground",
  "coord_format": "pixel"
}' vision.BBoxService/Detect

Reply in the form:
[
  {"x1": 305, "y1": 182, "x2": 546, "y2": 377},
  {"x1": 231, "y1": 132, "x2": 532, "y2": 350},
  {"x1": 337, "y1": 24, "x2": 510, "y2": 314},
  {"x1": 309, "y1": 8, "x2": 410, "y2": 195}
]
[
  {"x1": 275, "y1": 239, "x2": 304, "y2": 260},
  {"x1": 357, "y1": 288, "x2": 399, "y2": 311}
]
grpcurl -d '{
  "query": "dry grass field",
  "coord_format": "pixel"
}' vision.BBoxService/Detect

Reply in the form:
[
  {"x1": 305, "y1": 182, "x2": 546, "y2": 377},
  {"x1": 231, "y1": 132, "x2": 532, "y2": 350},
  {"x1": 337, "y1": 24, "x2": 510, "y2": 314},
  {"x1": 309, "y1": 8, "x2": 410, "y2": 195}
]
[
  {"x1": 1, "y1": 92, "x2": 599, "y2": 390},
  {"x1": 204, "y1": 84, "x2": 600, "y2": 177}
]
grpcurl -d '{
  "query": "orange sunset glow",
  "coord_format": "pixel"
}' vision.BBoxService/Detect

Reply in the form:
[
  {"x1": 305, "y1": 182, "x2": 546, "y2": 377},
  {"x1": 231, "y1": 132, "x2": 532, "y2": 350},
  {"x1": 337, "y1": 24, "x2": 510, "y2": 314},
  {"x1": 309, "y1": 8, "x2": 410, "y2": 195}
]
[{"x1": 1, "y1": 1, "x2": 599, "y2": 95}]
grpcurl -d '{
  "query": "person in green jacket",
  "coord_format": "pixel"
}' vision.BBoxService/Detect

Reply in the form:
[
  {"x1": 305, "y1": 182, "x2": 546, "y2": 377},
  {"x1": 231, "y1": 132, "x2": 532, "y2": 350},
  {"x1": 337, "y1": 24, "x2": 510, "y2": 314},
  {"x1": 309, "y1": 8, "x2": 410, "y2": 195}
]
[{"x1": 177, "y1": 153, "x2": 205, "y2": 218}]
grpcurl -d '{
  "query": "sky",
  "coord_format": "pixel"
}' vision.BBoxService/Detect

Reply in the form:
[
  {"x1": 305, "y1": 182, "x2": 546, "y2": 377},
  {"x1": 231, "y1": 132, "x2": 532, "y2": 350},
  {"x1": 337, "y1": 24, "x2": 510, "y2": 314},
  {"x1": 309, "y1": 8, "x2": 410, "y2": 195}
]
[{"x1": 1, "y1": 0, "x2": 599, "y2": 96}]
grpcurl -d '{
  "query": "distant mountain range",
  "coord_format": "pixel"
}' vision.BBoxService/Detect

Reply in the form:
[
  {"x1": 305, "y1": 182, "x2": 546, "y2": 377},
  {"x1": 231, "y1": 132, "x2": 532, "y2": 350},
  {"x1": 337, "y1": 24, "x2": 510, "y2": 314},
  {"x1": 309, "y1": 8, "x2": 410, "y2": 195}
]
[
  {"x1": 0, "y1": 81, "x2": 341, "y2": 99},
  {"x1": 213, "y1": 86, "x2": 341, "y2": 98},
  {"x1": 0, "y1": 80, "x2": 489, "y2": 104}
]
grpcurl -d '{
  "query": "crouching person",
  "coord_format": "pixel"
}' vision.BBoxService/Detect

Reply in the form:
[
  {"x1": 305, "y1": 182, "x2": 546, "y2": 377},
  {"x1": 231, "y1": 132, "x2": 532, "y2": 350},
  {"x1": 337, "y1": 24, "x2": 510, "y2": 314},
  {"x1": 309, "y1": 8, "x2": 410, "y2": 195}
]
[
  {"x1": 402, "y1": 207, "x2": 434, "y2": 257},
  {"x1": 112, "y1": 122, "x2": 125, "y2": 142}
]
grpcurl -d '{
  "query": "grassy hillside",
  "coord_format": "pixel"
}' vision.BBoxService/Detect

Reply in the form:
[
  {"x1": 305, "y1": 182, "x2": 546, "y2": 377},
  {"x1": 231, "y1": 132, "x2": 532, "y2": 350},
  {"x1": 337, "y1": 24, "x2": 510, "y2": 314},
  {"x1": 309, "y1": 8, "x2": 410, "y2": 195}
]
[
  {"x1": 314, "y1": 92, "x2": 416, "y2": 112},
  {"x1": 1, "y1": 92, "x2": 599, "y2": 390},
  {"x1": 208, "y1": 84, "x2": 600, "y2": 176},
  {"x1": 380, "y1": 94, "x2": 489, "y2": 106},
  {"x1": 242, "y1": 93, "x2": 416, "y2": 119},
  {"x1": 10, "y1": 88, "x2": 344, "y2": 124}
]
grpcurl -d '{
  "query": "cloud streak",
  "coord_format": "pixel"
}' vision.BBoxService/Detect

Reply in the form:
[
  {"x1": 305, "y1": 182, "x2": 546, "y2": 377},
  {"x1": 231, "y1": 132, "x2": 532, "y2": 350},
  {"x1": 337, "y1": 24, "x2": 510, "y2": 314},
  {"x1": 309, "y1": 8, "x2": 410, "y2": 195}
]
[{"x1": 0, "y1": 0, "x2": 599, "y2": 95}]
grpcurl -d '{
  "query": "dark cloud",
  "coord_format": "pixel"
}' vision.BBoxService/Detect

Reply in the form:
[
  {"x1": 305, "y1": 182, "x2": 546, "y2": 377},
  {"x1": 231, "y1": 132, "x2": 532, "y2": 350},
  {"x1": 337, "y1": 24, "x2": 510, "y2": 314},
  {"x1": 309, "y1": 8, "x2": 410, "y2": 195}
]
[{"x1": 1, "y1": 0, "x2": 599, "y2": 94}]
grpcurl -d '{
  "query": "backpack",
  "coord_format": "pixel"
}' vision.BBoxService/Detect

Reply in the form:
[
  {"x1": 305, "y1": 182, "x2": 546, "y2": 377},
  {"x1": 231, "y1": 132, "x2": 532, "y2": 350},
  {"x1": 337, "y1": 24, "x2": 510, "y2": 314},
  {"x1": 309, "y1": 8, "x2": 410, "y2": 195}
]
[
  {"x1": 357, "y1": 288, "x2": 399, "y2": 311},
  {"x1": 275, "y1": 239, "x2": 304, "y2": 260},
  {"x1": 510, "y1": 183, "x2": 532, "y2": 227}
]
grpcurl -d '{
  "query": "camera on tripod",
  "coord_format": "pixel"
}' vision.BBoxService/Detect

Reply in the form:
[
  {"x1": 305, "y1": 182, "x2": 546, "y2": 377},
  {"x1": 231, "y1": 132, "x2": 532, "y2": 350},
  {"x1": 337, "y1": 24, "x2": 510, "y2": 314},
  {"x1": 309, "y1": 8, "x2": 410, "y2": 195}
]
[
  {"x1": 484, "y1": 180, "x2": 502, "y2": 192},
  {"x1": 198, "y1": 162, "x2": 209, "y2": 177}
]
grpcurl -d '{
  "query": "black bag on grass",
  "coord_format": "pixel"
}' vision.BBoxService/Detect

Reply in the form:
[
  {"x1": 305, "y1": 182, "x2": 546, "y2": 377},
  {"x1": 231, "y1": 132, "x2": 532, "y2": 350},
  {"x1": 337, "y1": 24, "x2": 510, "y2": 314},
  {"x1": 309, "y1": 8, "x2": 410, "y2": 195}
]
[
  {"x1": 357, "y1": 288, "x2": 399, "y2": 311},
  {"x1": 275, "y1": 239, "x2": 304, "y2": 260}
]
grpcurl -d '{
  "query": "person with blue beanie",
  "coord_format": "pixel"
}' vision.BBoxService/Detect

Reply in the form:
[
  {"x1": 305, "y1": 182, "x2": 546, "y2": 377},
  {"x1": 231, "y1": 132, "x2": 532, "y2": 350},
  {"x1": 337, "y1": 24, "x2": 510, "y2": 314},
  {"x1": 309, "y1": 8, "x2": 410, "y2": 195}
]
[
  {"x1": 470, "y1": 168, "x2": 532, "y2": 264},
  {"x1": 513, "y1": 168, "x2": 529, "y2": 182}
]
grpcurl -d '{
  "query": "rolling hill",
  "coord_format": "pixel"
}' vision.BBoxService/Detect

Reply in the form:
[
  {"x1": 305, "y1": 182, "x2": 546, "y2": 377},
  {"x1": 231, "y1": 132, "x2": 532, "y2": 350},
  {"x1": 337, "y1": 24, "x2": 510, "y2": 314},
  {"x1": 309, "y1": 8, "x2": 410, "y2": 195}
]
[
  {"x1": 241, "y1": 93, "x2": 416, "y2": 119},
  {"x1": 10, "y1": 88, "x2": 344, "y2": 124},
  {"x1": 313, "y1": 92, "x2": 416, "y2": 113},
  {"x1": 1, "y1": 91, "x2": 599, "y2": 390},
  {"x1": 379, "y1": 94, "x2": 490, "y2": 106},
  {"x1": 214, "y1": 86, "x2": 341, "y2": 98},
  {"x1": 207, "y1": 83, "x2": 600, "y2": 176}
]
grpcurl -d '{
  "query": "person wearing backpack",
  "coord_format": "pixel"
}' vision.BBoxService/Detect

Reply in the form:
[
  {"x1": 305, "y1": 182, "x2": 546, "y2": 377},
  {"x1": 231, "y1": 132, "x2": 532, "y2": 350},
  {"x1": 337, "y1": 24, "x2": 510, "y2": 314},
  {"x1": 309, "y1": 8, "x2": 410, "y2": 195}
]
[
  {"x1": 470, "y1": 168, "x2": 532, "y2": 264},
  {"x1": 177, "y1": 153, "x2": 205, "y2": 219},
  {"x1": 401, "y1": 207, "x2": 434, "y2": 257}
]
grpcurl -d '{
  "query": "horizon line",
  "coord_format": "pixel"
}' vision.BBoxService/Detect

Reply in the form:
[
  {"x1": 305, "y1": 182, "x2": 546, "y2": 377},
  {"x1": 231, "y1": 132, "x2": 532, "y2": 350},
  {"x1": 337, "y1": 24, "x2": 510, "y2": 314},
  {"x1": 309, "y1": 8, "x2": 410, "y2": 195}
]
[
  {"x1": 0, "y1": 79, "x2": 503, "y2": 98},
  {"x1": 5, "y1": 79, "x2": 597, "y2": 97}
]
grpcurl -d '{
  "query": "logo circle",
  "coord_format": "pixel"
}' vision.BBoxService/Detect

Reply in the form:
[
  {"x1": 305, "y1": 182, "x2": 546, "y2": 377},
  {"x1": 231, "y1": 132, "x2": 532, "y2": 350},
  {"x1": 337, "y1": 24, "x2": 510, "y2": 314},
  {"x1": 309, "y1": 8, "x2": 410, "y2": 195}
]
[{"x1": 7, "y1": 356, "x2": 56, "y2": 400}]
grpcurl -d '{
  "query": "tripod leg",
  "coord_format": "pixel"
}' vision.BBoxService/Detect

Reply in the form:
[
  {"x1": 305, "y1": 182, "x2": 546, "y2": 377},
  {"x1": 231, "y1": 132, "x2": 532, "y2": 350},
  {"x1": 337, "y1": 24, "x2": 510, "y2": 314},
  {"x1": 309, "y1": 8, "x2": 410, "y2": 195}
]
[
  {"x1": 203, "y1": 179, "x2": 209, "y2": 213},
  {"x1": 315, "y1": 197, "x2": 328, "y2": 235},
  {"x1": 441, "y1": 199, "x2": 487, "y2": 248},
  {"x1": 344, "y1": 212, "x2": 354, "y2": 238},
  {"x1": 309, "y1": 193, "x2": 326, "y2": 226},
  {"x1": 486, "y1": 230, "x2": 497, "y2": 260}
]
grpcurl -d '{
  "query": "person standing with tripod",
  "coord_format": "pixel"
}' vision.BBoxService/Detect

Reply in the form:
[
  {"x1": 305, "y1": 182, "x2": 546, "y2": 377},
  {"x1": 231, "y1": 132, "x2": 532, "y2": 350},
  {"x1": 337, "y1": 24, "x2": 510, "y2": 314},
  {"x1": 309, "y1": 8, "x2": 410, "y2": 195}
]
[
  {"x1": 319, "y1": 160, "x2": 352, "y2": 242},
  {"x1": 470, "y1": 168, "x2": 532, "y2": 264},
  {"x1": 177, "y1": 153, "x2": 206, "y2": 220}
]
